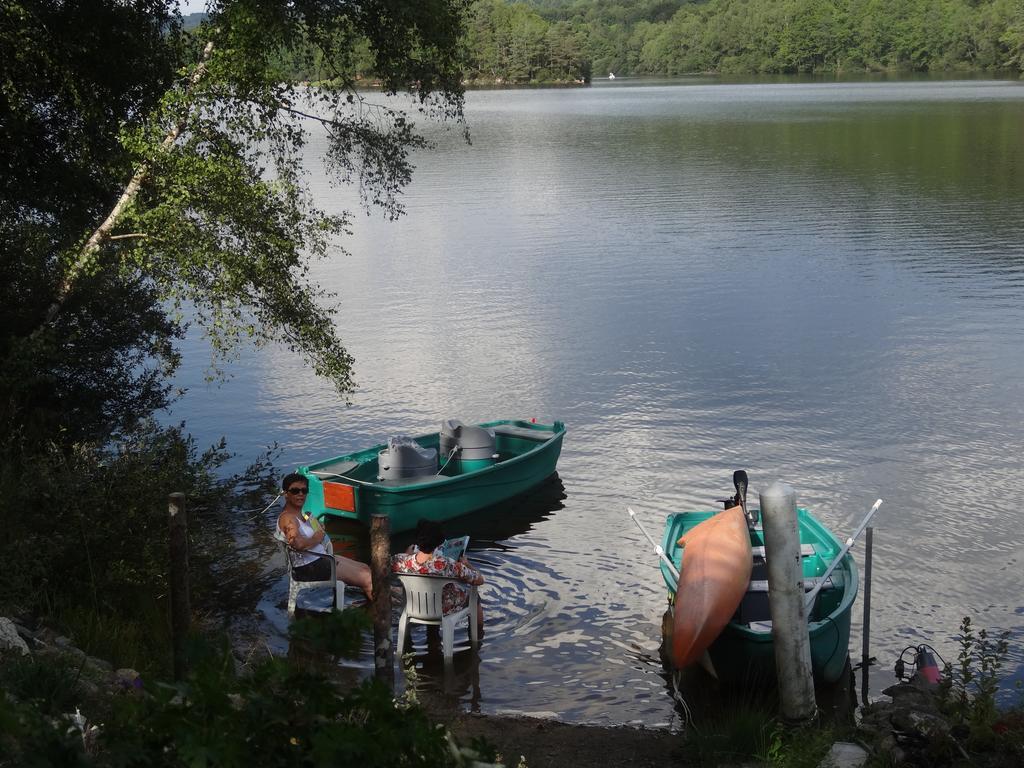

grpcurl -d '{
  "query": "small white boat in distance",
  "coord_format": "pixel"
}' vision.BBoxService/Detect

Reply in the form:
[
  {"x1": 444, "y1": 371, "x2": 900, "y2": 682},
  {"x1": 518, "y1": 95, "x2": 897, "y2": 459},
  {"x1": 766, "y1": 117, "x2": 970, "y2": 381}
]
[{"x1": 608, "y1": 72, "x2": 616, "y2": 79}]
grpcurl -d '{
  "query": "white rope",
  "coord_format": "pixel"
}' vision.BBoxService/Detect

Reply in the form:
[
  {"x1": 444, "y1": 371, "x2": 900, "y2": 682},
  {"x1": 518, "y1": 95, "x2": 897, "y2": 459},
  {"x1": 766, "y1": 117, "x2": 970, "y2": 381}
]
[
  {"x1": 670, "y1": 669, "x2": 693, "y2": 725},
  {"x1": 436, "y1": 446, "x2": 459, "y2": 475}
]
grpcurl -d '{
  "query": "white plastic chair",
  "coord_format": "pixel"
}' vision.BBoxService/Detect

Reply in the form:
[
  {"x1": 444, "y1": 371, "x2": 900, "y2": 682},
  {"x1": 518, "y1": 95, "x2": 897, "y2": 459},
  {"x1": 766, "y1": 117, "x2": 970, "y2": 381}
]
[
  {"x1": 395, "y1": 574, "x2": 479, "y2": 663},
  {"x1": 274, "y1": 529, "x2": 346, "y2": 615}
]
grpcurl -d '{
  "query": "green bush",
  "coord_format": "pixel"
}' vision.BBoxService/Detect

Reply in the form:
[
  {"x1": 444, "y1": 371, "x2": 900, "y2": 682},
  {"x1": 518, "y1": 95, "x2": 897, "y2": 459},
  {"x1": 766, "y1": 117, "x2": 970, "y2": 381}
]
[{"x1": 1, "y1": 613, "x2": 479, "y2": 768}]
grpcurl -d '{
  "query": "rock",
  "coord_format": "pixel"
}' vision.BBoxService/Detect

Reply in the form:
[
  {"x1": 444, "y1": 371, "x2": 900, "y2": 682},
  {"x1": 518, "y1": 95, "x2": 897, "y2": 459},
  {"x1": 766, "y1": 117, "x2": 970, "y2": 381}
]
[
  {"x1": 891, "y1": 709, "x2": 951, "y2": 740},
  {"x1": 881, "y1": 682, "x2": 939, "y2": 712},
  {"x1": 85, "y1": 655, "x2": 113, "y2": 673},
  {"x1": 818, "y1": 742, "x2": 869, "y2": 768},
  {"x1": 0, "y1": 617, "x2": 30, "y2": 656}
]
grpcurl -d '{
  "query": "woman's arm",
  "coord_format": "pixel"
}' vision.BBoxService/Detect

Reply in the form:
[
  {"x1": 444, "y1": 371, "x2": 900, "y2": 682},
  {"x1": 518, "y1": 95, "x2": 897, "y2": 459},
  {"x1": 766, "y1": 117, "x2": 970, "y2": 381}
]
[
  {"x1": 454, "y1": 557, "x2": 484, "y2": 586},
  {"x1": 279, "y1": 512, "x2": 323, "y2": 550}
]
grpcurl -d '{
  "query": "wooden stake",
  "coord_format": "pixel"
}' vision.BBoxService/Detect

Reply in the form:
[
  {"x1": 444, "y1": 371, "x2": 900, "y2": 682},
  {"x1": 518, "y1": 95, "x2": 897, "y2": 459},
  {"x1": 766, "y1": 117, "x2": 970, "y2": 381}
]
[
  {"x1": 760, "y1": 481, "x2": 816, "y2": 723},
  {"x1": 168, "y1": 492, "x2": 190, "y2": 681},
  {"x1": 370, "y1": 514, "x2": 394, "y2": 689}
]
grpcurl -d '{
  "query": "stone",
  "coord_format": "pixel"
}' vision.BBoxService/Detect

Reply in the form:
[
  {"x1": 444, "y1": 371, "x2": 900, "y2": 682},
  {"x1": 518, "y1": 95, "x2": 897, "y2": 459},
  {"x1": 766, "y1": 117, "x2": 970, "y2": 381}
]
[
  {"x1": 85, "y1": 655, "x2": 113, "y2": 672},
  {"x1": 891, "y1": 708, "x2": 951, "y2": 740},
  {"x1": 817, "y1": 741, "x2": 869, "y2": 768},
  {"x1": 0, "y1": 617, "x2": 30, "y2": 656}
]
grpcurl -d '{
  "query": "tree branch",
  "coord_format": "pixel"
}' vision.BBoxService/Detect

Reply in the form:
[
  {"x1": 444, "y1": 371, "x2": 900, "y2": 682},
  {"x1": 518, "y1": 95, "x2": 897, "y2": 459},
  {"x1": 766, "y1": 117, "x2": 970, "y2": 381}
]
[{"x1": 43, "y1": 40, "x2": 216, "y2": 326}]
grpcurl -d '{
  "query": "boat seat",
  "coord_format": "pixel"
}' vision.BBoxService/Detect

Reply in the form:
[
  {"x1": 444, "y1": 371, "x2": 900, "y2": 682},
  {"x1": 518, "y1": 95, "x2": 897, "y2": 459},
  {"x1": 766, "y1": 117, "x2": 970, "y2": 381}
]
[
  {"x1": 378, "y1": 474, "x2": 450, "y2": 487},
  {"x1": 747, "y1": 574, "x2": 840, "y2": 593},
  {"x1": 750, "y1": 543, "x2": 816, "y2": 558},
  {"x1": 735, "y1": 572, "x2": 843, "y2": 624},
  {"x1": 490, "y1": 425, "x2": 556, "y2": 440}
]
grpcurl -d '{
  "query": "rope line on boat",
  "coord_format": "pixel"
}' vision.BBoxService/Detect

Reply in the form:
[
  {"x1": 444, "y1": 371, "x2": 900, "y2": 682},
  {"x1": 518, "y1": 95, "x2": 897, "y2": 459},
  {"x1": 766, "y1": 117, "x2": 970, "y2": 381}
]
[
  {"x1": 308, "y1": 470, "x2": 375, "y2": 486},
  {"x1": 436, "y1": 446, "x2": 459, "y2": 475},
  {"x1": 670, "y1": 670, "x2": 693, "y2": 725},
  {"x1": 234, "y1": 493, "x2": 283, "y2": 523}
]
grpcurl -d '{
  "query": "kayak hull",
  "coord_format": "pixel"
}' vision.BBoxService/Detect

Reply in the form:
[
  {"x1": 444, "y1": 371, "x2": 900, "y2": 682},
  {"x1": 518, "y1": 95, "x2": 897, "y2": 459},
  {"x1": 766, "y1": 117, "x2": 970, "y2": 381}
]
[{"x1": 671, "y1": 505, "x2": 752, "y2": 669}]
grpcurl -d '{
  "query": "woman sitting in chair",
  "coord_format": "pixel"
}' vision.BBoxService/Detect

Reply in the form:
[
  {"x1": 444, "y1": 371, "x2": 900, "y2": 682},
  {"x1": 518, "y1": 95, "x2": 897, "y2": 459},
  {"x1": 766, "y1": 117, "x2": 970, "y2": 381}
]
[
  {"x1": 277, "y1": 472, "x2": 373, "y2": 599},
  {"x1": 391, "y1": 519, "x2": 484, "y2": 629}
]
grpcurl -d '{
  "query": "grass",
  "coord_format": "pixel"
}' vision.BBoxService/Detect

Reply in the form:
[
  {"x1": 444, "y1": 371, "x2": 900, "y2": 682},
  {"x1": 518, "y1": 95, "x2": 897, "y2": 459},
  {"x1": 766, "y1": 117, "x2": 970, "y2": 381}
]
[{"x1": 55, "y1": 599, "x2": 173, "y2": 679}]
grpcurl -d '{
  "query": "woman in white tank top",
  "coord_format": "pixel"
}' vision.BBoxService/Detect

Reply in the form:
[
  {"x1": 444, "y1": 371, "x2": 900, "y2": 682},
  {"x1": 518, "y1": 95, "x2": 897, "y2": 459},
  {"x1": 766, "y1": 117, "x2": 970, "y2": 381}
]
[{"x1": 277, "y1": 473, "x2": 373, "y2": 599}]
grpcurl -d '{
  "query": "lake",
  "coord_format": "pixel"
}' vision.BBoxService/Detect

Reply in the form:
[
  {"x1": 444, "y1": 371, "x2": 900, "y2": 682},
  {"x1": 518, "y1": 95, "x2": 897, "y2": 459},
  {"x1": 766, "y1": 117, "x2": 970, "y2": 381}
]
[{"x1": 171, "y1": 77, "x2": 1024, "y2": 726}]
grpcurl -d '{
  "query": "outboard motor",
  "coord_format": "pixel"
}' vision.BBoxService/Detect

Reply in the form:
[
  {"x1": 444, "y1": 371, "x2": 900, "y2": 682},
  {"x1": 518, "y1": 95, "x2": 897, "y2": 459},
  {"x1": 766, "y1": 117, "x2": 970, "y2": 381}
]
[
  {"x1": 439, "y1": 419, "x2": 498, "y2": 474},
  {"x1": 378, "y1": 436, "x2": 438, "y2": 481}
]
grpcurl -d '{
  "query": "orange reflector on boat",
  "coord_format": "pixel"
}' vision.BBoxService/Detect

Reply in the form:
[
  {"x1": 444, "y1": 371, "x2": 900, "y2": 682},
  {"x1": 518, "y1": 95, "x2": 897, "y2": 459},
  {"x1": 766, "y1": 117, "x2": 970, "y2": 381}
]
[{"x1": 323, "y1": 482, "x2": 355, "y2": 512}]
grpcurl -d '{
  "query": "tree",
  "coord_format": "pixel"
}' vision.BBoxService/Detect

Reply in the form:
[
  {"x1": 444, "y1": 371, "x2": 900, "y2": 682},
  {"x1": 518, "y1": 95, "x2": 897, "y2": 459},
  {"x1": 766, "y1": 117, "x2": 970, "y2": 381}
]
[
  {"x1": 1, "y1": 0, "x2": 186, "y2": 451},
  {"x1": 5, "y1": 0, "x2": 468, "y2": 454}
]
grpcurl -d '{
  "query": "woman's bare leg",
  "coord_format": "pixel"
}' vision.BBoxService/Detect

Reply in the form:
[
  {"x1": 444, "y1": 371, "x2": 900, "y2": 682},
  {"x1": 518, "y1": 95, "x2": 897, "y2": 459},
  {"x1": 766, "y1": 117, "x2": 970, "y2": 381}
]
[{"x1": 334, "y1": 555, "x2": 373, "y2": 600}]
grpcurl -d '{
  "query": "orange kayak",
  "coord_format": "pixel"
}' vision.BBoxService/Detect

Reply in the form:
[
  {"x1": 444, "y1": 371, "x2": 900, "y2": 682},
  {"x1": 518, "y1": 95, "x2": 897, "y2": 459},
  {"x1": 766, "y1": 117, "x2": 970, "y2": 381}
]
[{"x1": 671, "y1": 505, "x2": 752, "y2": 670}]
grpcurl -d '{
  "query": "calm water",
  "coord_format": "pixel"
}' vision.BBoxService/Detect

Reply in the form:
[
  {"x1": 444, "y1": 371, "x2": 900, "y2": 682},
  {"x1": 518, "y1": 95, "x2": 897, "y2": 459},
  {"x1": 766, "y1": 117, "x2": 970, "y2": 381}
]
[{"x1": 172, "y1": 78, "x2": 1024, "y2": 726}]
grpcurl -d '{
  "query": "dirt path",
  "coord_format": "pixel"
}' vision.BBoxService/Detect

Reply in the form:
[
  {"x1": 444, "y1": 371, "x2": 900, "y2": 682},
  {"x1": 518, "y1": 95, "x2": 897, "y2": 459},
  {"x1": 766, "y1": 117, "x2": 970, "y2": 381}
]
[{"x1": 436, "y1": 711, "x2": 687, "y2": 768}]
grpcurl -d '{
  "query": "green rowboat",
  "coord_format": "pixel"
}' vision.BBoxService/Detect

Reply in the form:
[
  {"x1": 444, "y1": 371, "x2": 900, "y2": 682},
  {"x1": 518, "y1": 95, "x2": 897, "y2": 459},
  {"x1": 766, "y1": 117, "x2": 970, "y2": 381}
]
[
  {"x1": 660, "y1": 505, "x2": 857, "y2": 684},
  {"x1": 297, "y1": 419, "x2": 565, "y2": 534}
]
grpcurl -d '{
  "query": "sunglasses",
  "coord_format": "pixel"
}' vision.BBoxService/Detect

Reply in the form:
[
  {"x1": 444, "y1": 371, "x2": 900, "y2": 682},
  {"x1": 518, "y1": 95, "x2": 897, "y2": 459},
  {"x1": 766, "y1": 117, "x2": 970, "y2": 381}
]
[{"x1": 286, "y1": 487, "x2": 309, "y2": 495}]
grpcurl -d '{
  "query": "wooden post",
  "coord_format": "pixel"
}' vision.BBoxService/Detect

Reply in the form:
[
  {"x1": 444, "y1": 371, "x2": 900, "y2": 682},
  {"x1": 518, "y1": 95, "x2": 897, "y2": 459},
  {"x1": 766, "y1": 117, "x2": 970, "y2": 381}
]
[
  {"x1": 760, "y1": 481, "x2": 816, "y2": 723},
  {"x1": 370, "y1": 514, "x2": 394, "y2": 689},
  {"x1": 860, "y1": 526, "x2": 874, "y2": 706},
  {"x1": 168, "y1": 492, "x2": 190, "y2": 681}
]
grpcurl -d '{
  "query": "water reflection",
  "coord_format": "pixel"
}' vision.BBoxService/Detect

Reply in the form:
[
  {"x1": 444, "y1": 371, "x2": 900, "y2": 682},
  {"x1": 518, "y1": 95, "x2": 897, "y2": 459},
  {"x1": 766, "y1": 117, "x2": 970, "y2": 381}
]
[{"x1": 185, "y1": 79, "x2": 1024, "y2": 725}]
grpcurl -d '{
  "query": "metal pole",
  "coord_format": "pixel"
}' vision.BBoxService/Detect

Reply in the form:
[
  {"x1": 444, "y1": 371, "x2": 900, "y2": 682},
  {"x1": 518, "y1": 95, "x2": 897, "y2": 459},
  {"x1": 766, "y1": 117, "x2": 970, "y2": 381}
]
[
  {"x1": 860, "y1": 526, "x2": 874, "y2": 707},
  {"x1": 168, "y1": 492, "x2": 190, "y2": 681},
  {"x1": 760, "y1": 481, "x2": 816, "y2": 723},
  {"x1": 370, "y1": 514, "x2": 394, "y2": 689},
  {"x1": 805, "y1": 499, "x2": 883, "y2": 611},
  {"x1": 627, "y1": 507, "x2": 679, "y2": 580}
]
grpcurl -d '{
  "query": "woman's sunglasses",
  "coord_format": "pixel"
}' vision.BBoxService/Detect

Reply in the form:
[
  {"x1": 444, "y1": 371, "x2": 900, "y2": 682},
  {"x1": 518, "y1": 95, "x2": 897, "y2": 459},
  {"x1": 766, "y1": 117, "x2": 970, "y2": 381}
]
[{"x1": 286, "y1": 487, "x2": 309, "y2": 495}]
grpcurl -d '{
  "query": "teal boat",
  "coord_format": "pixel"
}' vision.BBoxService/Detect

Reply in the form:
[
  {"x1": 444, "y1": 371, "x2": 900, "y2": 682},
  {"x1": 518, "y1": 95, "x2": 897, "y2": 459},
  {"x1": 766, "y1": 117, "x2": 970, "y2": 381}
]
[
  {"x1": 297, "y1": 419, "x2": 565, "y2": 534},
  {"x1": 659, "y1": 503, "x2": 857, "y2": 684}
]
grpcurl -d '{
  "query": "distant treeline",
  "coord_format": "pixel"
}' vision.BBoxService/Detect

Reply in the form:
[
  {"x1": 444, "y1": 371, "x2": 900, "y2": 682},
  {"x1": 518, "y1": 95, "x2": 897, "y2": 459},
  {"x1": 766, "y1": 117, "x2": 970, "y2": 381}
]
[
  {"x1": 528, "y1": 0, "x2": 1024, "y2": 77},
  {"x1": 244, "y1": 0, "x2": 1024, "y2": 83}
]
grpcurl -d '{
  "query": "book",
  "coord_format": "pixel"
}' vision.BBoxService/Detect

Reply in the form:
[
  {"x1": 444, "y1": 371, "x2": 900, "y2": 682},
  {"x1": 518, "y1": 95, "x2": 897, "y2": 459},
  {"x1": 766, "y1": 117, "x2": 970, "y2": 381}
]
[{"x1": 437, "y1": 535, "x2": 469, "y2": 561}]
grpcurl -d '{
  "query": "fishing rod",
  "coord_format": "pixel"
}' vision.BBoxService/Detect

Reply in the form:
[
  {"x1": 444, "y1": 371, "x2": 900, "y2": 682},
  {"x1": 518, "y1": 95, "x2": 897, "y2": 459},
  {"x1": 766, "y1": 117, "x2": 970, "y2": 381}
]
[
  {"x1": 805, "y1": 498, "x2": 883, "y2": 611},
  {"x1": 627, "y1": 507, "x2": 679, "y2": 581}
]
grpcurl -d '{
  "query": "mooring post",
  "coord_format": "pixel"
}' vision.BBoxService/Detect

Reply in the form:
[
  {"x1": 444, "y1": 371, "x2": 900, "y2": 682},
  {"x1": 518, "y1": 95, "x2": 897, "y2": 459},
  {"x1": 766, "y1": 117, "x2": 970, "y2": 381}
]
[
  {"x1": 860, "y1": 526, "x2": 874, "y2": 706},
  {"x1": 168, "y1": 492, "x2": 190, "y2": 681},
  {"x1": 760, "y1": 481, "x2": 816, "y2": 723},
  {"x1": 370, "y1": 514, "x2": 394, "y2": 689}
]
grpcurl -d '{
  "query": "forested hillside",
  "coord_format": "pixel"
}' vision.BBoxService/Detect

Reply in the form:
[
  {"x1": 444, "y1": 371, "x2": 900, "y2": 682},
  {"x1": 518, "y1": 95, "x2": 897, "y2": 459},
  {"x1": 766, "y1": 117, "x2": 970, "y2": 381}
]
[{"x1": 461, "y1": 0, "x2": 1024, "y2": 81}]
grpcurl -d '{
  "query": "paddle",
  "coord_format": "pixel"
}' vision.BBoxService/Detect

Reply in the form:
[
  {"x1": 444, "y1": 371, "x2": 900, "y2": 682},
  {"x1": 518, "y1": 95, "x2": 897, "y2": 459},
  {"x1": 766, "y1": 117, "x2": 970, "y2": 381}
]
[
  {"x1": 627, "y1": 507, "x2": 680, "y2": 581},
  {"x1": 733, "y1": 469, "x2": 755, "y2": 527},
  {"x1": 805, "y1": 498, "x2": 884, "y2": 611}
]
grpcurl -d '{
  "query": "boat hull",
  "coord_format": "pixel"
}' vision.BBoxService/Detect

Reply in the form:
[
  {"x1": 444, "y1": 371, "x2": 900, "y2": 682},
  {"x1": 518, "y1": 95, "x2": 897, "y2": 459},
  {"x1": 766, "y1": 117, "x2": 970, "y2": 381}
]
[
  {"x1": 298, "y1": 420, "x2": 565, "y2": 534},
  {"x1": 660, "y1": 507, "x2": 857, "y2": 684}
]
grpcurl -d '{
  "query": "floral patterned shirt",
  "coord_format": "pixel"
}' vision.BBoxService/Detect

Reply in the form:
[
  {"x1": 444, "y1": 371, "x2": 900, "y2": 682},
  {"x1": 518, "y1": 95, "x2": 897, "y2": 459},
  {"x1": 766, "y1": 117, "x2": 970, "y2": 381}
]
[{"x1": 390, "y1": 548, "x2": 481, "y2": 615}]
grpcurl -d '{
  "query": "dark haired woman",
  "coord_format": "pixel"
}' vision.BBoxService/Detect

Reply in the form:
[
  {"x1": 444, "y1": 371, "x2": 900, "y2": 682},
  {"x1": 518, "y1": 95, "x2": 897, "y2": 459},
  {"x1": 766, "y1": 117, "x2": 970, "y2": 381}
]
[
  {"x1": 277, "y1": 472, "x2": 373, "y2": 599},
  {"x1": 391, "y1": 519, "x2": 484, "y2": 630}
]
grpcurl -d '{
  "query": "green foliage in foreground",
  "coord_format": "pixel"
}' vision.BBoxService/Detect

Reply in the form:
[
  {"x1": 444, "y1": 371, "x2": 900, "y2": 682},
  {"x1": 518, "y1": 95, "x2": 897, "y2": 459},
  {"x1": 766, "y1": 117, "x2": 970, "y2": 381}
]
[
  {"x1": 0, "y1": 612, "x2": 472, "y2": 768},
  {"x1": 0, "y1": 419, "x2": 278, "y2": 677},
  {"x1": 682, "y1": 696, "x2": 846, "y2": 767},
  {"x1": 938, "y1": 616, "x2": 1024, "y2": 760}
]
